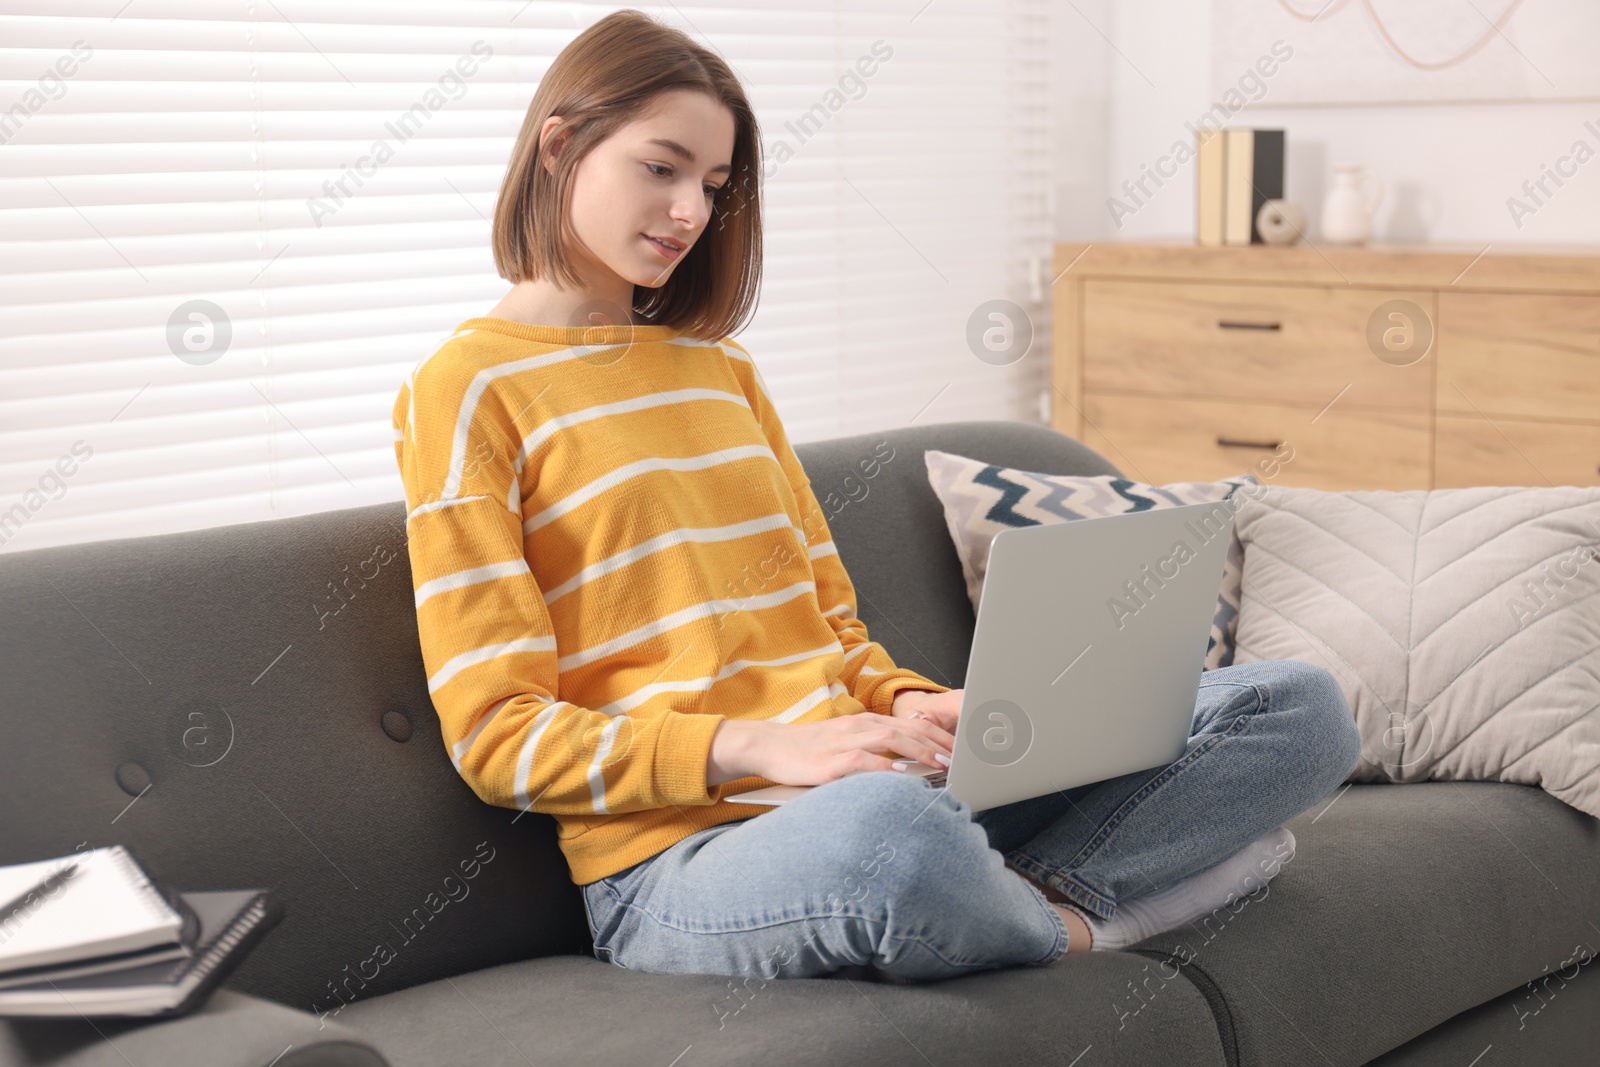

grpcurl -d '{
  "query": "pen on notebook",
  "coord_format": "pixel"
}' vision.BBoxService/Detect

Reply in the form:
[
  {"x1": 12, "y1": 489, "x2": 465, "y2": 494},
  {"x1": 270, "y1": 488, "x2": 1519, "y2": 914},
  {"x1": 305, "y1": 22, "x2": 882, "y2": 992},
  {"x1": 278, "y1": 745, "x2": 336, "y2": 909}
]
[{"x1": 0, "y1": 862, "x2": 78, "y2": 925}]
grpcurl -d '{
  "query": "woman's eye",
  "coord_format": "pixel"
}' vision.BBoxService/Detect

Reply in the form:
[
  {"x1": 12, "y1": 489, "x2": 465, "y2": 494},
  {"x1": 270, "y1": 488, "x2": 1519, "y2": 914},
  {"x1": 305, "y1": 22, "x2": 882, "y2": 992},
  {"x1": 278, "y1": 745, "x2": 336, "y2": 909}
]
[{"x1": 646, "y1": 162, "x2": 722, "y2": 200}]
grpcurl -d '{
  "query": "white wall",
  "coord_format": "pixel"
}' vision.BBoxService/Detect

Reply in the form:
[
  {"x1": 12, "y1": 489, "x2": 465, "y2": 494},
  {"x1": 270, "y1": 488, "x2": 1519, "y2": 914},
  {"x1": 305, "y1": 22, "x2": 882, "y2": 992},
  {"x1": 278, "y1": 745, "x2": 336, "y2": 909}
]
[
  {"x1": 1049, "y1": 0, "x2": 1115, "y2": 243},
  {"x1": 1057, "y1": 0, "x2": 1600, "y2": 245}
]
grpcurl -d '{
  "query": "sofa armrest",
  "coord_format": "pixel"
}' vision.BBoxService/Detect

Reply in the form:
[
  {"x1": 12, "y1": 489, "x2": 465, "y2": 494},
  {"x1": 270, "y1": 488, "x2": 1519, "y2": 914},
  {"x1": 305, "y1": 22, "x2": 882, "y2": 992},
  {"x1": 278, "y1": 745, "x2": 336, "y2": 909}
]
[{"x1": 0, "y1": 989, "x2": 387, "y2": 1067}]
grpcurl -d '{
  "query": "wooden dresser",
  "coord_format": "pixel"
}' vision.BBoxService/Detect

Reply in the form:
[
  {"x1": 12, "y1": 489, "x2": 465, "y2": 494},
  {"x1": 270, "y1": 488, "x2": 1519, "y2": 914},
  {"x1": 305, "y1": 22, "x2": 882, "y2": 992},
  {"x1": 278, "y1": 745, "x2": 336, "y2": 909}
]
[{"x1": 1049, "y1": 241, "x2": 1600, "y2": 490}]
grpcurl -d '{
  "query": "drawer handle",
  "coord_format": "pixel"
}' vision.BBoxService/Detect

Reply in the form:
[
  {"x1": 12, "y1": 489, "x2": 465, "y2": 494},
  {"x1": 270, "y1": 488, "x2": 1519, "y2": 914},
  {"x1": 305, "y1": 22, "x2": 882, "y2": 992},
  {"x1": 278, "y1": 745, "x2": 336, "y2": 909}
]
[
  {"x1": 1216, "y1": 436, "x2": 1283, "y2": 450},
  {"x1": 1217, "y1": 320, "x2": 1282, "y2": 331}
]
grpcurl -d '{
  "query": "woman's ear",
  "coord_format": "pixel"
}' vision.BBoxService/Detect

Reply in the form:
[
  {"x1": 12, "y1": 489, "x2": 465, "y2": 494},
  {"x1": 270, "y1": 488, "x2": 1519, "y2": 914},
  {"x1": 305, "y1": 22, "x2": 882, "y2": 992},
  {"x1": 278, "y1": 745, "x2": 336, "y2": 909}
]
[{"x1": 539, "y1": 115, "x2": 568, "y2": 174}]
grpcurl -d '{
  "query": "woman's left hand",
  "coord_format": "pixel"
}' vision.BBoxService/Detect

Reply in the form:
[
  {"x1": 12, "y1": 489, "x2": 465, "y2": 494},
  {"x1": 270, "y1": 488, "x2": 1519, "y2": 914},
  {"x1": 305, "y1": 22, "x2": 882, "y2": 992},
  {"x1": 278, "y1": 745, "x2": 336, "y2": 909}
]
[{"x1": 890, "y1": 688, "x2": 964, "y2": 736}]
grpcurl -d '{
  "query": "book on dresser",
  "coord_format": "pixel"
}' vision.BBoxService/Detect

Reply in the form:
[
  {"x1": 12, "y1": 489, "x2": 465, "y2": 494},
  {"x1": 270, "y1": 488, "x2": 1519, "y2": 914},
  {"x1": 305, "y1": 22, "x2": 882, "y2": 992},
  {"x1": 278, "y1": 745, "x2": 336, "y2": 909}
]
[
  {"x1": 1195, "y1": 128, "x2": 1285, "y2": 247},
  {"x1": 0, "y1": 846, "x2": 282, "y2": 1018}
]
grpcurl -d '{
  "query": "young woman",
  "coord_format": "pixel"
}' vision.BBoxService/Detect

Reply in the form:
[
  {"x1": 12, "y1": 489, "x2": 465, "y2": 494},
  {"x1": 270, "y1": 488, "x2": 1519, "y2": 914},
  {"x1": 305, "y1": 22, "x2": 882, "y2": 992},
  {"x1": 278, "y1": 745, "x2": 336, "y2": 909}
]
[{"x1": 391, "y1": 9, "x2": 1362, "y2": 983}]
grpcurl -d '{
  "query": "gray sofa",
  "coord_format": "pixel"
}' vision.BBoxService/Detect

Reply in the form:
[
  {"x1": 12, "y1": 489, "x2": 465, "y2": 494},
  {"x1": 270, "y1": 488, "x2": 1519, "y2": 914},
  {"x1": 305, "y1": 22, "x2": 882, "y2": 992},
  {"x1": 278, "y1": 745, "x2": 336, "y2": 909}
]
[{"x1": 3, "y1": 419, "x2": 1597, "y2": 1067}]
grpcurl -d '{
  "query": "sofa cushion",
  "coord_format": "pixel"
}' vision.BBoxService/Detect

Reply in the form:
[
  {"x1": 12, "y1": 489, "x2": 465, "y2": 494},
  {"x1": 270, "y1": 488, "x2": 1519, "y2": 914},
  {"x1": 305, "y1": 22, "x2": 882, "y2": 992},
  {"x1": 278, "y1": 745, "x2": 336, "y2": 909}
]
[
  {"x1": 1128, "y1": 781, "x2": 1600, "y2": 1067},
  {"x1": 1231, "y1": 485, "x2": 1600, "y2": 818},
  {"x1": 1363, "y1": 934, "x2": 1600, "y2": 1067},
  {"x1": 921, "y1": 448, "x2": 1257, "y2": 669},
  {"x1": 333, "y1": 947, "x2": 1227, "y2": 1067},
  {"x1": 1366, "y1": 947, "x2": 1600, "y2": 1067}
]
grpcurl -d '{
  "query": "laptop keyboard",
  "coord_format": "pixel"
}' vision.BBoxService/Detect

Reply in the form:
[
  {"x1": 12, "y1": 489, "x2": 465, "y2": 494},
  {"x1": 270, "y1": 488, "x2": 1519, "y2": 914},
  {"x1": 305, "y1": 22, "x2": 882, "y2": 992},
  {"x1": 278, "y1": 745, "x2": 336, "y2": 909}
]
[{"x1": 899, "y1": 762, "x2": 946, "y2": 787}]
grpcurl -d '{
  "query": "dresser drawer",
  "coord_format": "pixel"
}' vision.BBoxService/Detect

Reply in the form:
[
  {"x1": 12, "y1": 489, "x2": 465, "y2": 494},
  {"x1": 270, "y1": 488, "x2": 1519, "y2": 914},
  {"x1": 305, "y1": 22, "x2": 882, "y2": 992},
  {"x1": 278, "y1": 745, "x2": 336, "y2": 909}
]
[
  {"x1": 1082, "y1": 280, "x2": 1434, "y2": 411},
  {"x1": 1437, "y1": 292, "x2": 1600, "y2": 423},
  {"x1": 1436, "y1": 415, "x2": 1600, "y2": 488},
  {"x1": 1082, "y1": 394, "x2": 1431, "y2": 491}
]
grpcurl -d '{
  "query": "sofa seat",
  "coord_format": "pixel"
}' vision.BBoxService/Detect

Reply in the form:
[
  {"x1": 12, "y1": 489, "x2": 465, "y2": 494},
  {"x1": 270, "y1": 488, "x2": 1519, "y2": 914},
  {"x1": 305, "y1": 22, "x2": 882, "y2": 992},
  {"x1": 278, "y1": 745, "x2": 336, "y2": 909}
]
[
  {"x1": 334, "y1": 943, "x2": 1226, "y2": 1066},
  {"x1": 326, "y1": 781, "x2": 1597, "y2": 1067},
  {"x1": 1127, "y1": 779, "x2": 1600, "y2": 1067}
]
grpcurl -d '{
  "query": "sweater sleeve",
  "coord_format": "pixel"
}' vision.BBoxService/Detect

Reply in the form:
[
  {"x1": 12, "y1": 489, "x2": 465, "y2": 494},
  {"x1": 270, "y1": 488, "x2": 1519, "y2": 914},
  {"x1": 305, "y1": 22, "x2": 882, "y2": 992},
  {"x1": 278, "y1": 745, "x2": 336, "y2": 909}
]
[
  {"x1": 794, "y1": 477, "x2": 954, "y2": 715},
  {"x1": 392, "y1": 367, "x2": 724, "y2": 817},
  {"x1": 724, "y1": 339, "x2": 954, "y2": 716}
]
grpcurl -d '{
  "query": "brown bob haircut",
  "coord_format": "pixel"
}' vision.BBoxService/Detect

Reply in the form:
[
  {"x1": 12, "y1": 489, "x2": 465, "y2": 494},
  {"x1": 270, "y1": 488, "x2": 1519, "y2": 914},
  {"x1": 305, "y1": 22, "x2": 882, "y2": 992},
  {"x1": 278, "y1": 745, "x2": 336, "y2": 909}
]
[{"x1": 492, "y1": 9, "x2": 763, "y2": 342}]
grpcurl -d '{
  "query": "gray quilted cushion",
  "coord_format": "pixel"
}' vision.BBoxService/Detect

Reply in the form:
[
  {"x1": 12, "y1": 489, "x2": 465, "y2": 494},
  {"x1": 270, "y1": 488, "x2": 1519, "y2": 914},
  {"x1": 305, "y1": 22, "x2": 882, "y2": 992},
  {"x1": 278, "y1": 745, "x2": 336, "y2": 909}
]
[{"x1": 1231, "y1": 485, "x2": 1600, "y2": 817}]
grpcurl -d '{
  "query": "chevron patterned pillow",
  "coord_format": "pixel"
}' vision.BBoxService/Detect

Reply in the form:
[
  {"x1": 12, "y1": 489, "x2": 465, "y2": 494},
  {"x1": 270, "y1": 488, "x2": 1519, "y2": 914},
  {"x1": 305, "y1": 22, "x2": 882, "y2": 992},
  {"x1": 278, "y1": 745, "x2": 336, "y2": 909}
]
[
  {"x1": 1231, "y1": 484, "x2": 1600, "y2": 817},
  {"x1": 922, "y1": 448, "x2": 1258, "y2": 671}
]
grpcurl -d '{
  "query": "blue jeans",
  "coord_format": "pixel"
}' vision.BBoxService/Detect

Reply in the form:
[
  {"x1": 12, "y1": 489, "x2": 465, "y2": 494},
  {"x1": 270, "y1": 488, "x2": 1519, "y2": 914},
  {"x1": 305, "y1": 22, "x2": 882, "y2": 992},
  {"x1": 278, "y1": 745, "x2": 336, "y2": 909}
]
[{"x1": 580, "y1": 659, "x2": 1362, "y2": 982}]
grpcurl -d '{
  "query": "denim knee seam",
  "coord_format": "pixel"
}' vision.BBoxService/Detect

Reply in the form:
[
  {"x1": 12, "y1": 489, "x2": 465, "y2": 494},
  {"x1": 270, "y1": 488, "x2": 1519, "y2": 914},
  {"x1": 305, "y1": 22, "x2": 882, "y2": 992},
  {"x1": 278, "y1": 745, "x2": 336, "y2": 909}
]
[
  {"x1": 887, "y1": 921, "x2": 1068, "y2": 973},
  {"x1": 872, "y1": 911, "x2": 1070, "y2": 974},
  {"x1": 1006, "y1": 854, "x2": 1117, "y2": 919}
]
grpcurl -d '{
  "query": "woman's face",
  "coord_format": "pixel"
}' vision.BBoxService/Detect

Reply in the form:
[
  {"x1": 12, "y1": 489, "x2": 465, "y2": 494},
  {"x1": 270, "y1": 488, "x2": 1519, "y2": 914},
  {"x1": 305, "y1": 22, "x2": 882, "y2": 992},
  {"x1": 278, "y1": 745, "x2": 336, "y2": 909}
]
[{"x1": 546, "y1": 88, "x2": 737, "y2": 294}]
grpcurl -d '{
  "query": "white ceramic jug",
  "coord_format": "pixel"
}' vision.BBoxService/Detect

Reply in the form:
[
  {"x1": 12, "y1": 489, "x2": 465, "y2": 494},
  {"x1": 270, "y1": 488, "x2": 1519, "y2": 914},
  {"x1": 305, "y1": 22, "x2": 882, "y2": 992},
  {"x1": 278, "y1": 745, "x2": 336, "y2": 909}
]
[{"x1": 1321, "y1": 163, "x2": 1384, "y2": 245}]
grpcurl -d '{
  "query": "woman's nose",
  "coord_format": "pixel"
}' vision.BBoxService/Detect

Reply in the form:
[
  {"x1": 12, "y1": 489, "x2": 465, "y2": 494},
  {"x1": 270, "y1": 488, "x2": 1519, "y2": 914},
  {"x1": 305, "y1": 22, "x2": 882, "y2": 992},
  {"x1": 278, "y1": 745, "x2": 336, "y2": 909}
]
[{"x1": 672, "y1": 191, "x2": 710, "y2": 231}]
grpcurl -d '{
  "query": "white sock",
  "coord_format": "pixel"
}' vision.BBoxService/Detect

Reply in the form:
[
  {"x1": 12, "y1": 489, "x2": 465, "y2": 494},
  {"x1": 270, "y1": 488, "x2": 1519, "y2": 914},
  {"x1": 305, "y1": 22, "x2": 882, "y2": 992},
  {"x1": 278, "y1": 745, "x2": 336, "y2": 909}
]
[{"x1": 1066, "y1": 827, "x2": 1296, "y2": 951}]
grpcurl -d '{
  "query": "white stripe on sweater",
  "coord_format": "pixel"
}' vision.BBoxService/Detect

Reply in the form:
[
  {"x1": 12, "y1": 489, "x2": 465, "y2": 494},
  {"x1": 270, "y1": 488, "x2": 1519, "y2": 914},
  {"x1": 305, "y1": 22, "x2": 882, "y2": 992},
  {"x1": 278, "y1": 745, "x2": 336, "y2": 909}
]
[
  {"x1": 414, "y1": 560, "x2": 531, "y2": 609},
  {"x1": 428, "y1": 636, "x2": 554, "y2": 694},
  {"x1": 594, "y1": 641, "x2": 845, "y2": 716},
  {"x1": 587, "y1": 717, "x2": 628, "y2": 814},
  {"x1": 841, "y1": 642, "x2": 874, "y2": 665},
  {"x1": 523, "y1": 445, "x2": 777, "y2": 536},
  {"x1": 769, "y1": 684, "x2": 836, "y2": 724},
  {"x1": 513, "y1": 702, "x2": 568, "y2": 813},
  {"x1": 543, "y1": 513, "x2": 797, "y2": 605},
  {"x1": 441, "y1": 335, "x2": 721, "y2": 500},
  {"x1": 407, "y1": 493, "x2": 486, "y2": 522},
  {"x1": 557, "y1": 581, "x2": 816, "y2": 673},
  {"x1": 514, "y1": 387, "x2": 751, "y2": 470},
  {"x1": 442, "y1": 349, "x2": 585, "y2": 500},
  {"x1": 407, "y1": 329, "x2": 477, "y2": 443}
]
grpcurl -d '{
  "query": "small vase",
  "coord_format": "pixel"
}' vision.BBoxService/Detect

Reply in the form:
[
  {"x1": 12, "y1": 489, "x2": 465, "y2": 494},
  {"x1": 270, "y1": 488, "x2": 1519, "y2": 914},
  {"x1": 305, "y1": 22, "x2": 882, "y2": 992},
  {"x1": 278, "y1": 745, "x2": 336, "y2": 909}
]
[{"x1": 1321, "y1": 163, "x2": 1385, "y2": 245}]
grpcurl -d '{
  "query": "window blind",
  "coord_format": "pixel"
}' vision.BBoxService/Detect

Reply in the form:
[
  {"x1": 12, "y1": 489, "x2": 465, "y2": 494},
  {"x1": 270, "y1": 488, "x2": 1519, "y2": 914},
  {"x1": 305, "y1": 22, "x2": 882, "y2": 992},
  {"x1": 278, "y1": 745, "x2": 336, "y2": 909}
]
[{"x1": 0, "y1": 0, "x2": 1053, "y2": 553}]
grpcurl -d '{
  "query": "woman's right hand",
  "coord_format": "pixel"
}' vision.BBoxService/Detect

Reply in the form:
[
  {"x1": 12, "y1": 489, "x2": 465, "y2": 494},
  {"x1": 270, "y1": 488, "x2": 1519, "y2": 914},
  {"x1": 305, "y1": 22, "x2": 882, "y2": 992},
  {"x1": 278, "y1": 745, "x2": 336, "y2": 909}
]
[{"x1": 721, "y1": 713, "x2": 955, "y2": 788}]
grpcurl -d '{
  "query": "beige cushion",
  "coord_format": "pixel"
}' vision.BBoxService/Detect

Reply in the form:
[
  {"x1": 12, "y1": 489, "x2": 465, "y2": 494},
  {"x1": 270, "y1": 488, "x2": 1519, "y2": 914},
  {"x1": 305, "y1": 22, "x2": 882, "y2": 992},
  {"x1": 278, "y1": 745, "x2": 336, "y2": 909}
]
[{"x1": 1232, "y1": 484, "x2": 1600, "y2": 818}]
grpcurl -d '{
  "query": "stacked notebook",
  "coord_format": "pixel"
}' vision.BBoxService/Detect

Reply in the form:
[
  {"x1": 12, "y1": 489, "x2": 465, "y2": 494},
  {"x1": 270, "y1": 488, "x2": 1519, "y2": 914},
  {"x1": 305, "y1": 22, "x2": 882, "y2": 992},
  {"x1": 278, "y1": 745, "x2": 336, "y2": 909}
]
[{"x1": 0, "y1": 845, "x2": 281, "y2": 1018}]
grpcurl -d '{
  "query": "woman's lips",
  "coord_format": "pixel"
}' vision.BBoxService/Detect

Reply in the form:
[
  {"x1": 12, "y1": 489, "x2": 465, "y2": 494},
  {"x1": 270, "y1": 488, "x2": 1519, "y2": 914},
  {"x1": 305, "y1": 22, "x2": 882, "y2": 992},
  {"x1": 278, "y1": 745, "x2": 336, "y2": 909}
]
[{"x1": 643, "y1": 234, "x2": 684, "y2": 261}]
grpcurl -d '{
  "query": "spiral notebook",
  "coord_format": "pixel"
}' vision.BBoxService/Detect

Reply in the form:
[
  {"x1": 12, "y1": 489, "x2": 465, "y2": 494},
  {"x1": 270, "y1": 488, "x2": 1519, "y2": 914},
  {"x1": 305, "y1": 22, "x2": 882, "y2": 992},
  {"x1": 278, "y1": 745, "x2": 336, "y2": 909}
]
[
  {"x1": 0, "y1": 889, "x2": 281, "y2": 1017},
  {"x1": 0, "y1": 846, "x2": 196, "y2": 976}
]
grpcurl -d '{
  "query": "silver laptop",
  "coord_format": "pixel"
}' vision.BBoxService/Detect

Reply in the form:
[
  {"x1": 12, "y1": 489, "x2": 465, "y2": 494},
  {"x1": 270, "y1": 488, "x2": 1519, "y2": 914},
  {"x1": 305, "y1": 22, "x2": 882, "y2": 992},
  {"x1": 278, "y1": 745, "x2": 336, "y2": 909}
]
[{"x1": 727, "y1": 500, "x2": 1236, "y2": 812}]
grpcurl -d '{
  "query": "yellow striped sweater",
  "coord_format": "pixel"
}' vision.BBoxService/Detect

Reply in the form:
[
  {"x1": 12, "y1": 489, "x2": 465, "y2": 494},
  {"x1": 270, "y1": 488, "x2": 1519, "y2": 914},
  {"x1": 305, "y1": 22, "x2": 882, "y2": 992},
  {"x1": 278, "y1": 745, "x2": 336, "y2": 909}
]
[{"x1": 391, "y1": 317, "x2": 951, "y2": 885}]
